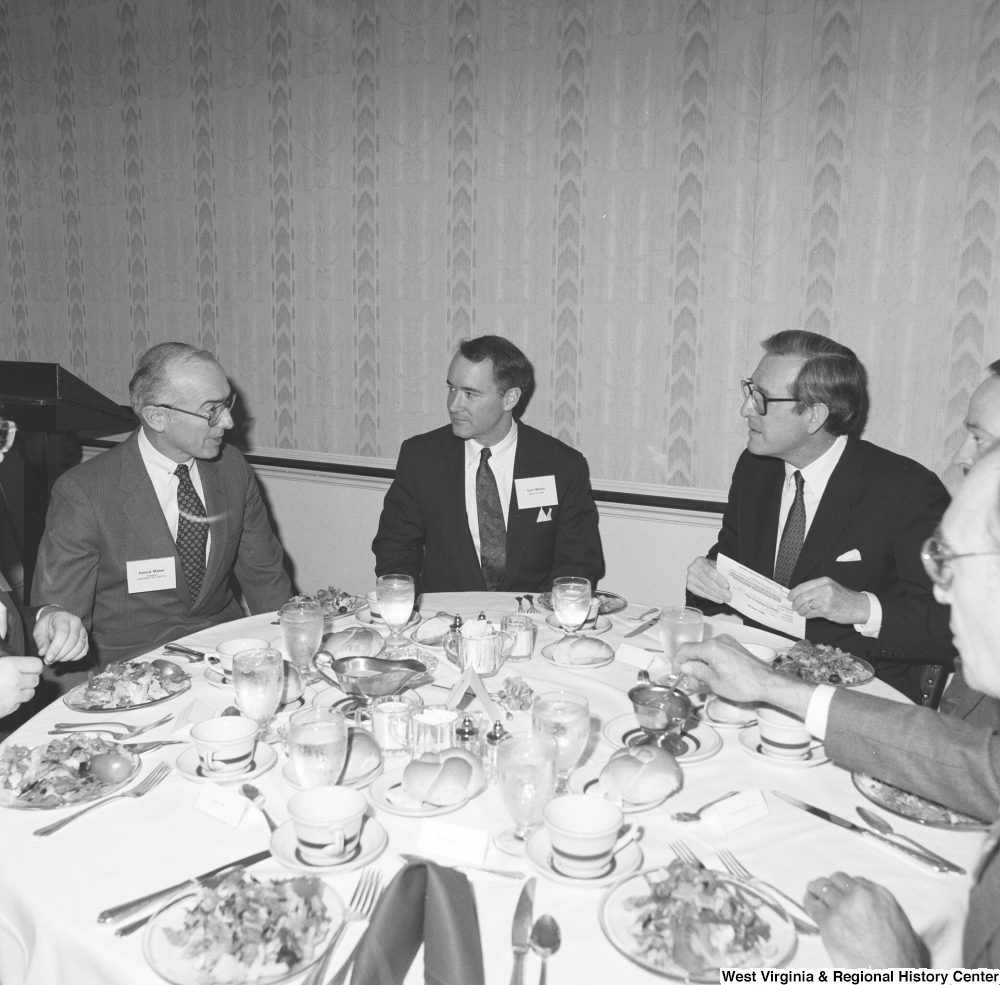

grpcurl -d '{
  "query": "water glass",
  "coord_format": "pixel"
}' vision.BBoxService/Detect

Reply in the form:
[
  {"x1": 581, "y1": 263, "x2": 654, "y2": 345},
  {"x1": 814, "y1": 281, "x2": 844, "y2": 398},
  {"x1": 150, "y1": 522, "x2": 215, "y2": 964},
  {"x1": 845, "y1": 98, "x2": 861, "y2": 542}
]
[
  {"x1": 376, "y1": 574, "x2": 415, "y2": 648},
  {"x1": 551, "y1": 576, "x2": 591, "y2": 634},
  {"x1": 287, "y1": 707, "x2": 348, "y2": 788},
  {"x1": 658, "y1": 606, "x2": 704, "y2": 691},
  {"x1": 501, "y1": 614, "x2": 536, "y2": 661},
  {"x1": 280, "y1": 600, "x2": 324, "y2": 672},
  {"x1": 494, "y1": 731, "x2": 557, "y2": 856},
  {"x1": 532, "y1": 690, "x2": 590, "y2": 793},
  {"x1": 233, "y1": 648, "x2": 284, "y2": 743}
]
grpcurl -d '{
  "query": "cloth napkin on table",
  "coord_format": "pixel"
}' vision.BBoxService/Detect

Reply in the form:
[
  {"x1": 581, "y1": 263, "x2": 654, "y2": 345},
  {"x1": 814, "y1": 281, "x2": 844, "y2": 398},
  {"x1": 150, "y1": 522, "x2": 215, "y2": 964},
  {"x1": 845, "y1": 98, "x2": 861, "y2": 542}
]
[{"x1": 350, "y1": 858, "x2": 484, "y2": 985}]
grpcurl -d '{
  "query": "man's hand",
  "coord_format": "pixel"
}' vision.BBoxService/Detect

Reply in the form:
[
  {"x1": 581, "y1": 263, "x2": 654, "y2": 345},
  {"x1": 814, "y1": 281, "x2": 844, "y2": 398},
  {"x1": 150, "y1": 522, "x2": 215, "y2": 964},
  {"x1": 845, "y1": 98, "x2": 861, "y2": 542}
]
[
  {"x1": 676, "y1": 634, "x2": 813, "y2": 717},
  {"x1": 804, "y1": 873, "x2": 928, "y2": 968},
  {"x1": 0, "y1": 656, "x2": 43, "y2": 718},
  {"x1": 33, "y1": 607, "x2": 89, "y2": 664},
  {"x1": 685, "y1": 557, "x2": 731, "y2": 604},
  {"x1": 788, "y1": 577, "x2": 870, "y2": 625}
]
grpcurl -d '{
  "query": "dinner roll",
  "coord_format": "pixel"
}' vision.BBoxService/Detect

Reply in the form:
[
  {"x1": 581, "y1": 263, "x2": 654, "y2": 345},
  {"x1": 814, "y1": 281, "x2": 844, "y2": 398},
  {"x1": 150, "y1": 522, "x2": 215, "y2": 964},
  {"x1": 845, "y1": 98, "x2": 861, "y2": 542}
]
[
  {"x1": 342, "y1": 727, "x2": 381, "y2": 782},
  {"x1": 401, "y1": 747, "x2": 480, "y2": 806},
  {"x1": 598, "y1": 746, "x2": 682, "y2": 804},
  {"x1": 550, "y1": 636, "x2": 612, "y2": 666},
  {"x1": 322, "y1": 627, "x2": 385, "y2": 659}
]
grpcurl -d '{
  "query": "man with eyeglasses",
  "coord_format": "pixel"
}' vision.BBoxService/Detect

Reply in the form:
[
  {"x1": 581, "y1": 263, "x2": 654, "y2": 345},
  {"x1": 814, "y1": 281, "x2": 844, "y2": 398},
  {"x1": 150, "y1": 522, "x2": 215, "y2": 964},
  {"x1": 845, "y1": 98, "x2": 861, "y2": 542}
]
[
  {"x1": 31, "y1": 343, "x2": 290, "y2": 673},
  {"x1": 686, "y1": 330, "x2": 954, "y2": 703},
  {"x1": 675, "y1": 442, "x2": 1000, "y2": 968}
]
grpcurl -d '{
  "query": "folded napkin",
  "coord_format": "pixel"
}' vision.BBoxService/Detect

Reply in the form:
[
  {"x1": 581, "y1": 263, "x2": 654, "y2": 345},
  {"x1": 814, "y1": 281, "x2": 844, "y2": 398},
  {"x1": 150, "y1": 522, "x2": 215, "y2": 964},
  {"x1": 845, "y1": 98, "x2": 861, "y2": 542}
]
[{"x1": 351, "y1": 859, "x2": 484, "y2": 985}]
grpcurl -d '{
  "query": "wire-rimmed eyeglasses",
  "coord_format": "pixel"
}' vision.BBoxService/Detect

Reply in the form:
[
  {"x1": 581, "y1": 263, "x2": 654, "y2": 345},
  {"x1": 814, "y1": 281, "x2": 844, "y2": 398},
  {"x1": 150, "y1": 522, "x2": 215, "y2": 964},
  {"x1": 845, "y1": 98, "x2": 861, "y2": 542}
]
[
  {"x1": 921, "y1": 530, "x2": 1000, "y2": 590},
  {"x1": 740, "y1": 380, "x2": 798, "y2": 416},
  {"x1": 0, "y1": 419, "x2": 15, "y2": 454},
  {"x1": 153, "y1": 392, "x2": 236, "y2": 428}
]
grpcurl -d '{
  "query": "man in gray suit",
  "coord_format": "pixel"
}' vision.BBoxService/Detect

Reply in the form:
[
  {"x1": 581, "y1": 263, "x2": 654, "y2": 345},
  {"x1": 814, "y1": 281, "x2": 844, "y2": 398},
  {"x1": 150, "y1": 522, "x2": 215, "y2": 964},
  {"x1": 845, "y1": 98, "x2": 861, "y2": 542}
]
[
  {"x1": 678, "y1": 440, "x2": 1000, "y2": 968},
  {"x1": 32, "y1": 344, "x2": 291, "y2": 671}
]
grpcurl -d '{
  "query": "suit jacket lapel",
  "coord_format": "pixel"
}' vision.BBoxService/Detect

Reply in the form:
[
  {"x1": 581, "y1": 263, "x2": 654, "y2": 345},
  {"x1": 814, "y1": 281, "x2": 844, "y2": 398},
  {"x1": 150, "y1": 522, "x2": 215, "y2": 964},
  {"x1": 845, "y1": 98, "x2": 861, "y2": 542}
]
[
  {"x1": 746, "y1": 460, "x2": 783, "y2": 578},
  {"x1": 198, "y1": 458, "x2": 226, "y2": 610},
  {"x1": 502, "y1": 425, "x2": 541, "y2": 590}
]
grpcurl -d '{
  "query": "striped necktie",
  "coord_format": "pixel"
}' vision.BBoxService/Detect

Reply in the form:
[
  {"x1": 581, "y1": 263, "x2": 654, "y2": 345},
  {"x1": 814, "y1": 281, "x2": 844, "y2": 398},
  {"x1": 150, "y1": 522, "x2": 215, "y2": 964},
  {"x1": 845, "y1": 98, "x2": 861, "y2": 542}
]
[
  {"x1": 773, "y1": 470, "x2": 806, "y2": 587},
  {"x1": 476, "y1": 448, "x2": 506, "y2": 591},
  {"x1": 175, "y1": 464, "x2": 208, "y2": 601}
]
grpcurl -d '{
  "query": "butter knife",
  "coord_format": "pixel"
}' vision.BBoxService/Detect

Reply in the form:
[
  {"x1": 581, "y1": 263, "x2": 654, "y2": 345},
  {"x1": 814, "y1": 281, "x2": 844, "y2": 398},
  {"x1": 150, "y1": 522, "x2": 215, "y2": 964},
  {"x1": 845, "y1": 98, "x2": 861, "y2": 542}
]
[
  {"x1": 773, "y1": 792, "x2": 964, "y2": 874},
  {"x1": 509, "y1": 877, "x2": 535, "y2": 985},
  {"x1": 624, "y1": 616, "x2": 659, "y2": 639}
]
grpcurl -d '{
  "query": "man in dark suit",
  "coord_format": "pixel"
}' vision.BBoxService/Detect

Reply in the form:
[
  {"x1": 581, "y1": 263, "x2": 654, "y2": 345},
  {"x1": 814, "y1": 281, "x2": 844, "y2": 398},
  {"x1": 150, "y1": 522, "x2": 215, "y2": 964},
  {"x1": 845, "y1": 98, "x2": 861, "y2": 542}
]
[
  {"x1": 677, "y1": 439, "x2": 1000, "y2": 968},
  {"x1": 373, "y1": 335, "x2": 604, "y2": 594},
  {"x1": 32, "y1": 344, "x2": 291, "y2": 672},
  {"x1": 686, "y1": 330, "x2": 953, "y2": 703}
]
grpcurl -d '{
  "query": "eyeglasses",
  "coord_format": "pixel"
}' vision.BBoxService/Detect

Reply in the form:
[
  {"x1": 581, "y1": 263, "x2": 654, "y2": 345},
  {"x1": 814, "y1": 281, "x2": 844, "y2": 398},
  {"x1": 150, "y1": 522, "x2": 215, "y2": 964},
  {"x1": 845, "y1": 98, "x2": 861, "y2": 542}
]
[
  {"x1": 153, "y1": 392, "x2": 236, "y2": 428},
  {"x1": 741, "y1": 380, "x2": 798, "y2": 416},
  {"x1": 0, "y1": 419, "x2": 15, "y2": 454},
  {"x1": 921, "y1": 531, "x2": 1000, "y2": 589}
]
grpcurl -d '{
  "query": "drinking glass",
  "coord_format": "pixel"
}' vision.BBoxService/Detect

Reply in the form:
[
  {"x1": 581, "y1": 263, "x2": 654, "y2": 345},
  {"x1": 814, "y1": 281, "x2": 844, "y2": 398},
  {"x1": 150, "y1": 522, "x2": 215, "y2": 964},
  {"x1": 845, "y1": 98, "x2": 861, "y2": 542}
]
[
  {"x1": 532, "y1": 690, "x2": 590, "y2": 794},
  {"x1": 658, "y1": 606, "x2": 704, "y2": 692},
  {"x1": 551, "y1": 576, "x2": 591, "y2": 635},
  {"x1": 233, "y1": 648, "x2": 284, "y2": 743},
  {"x1": 494, "y1": 731, "x2": 558, "y2": 856},
  {"x1": 280, "y1": 600, "x2": 324, "y2": 673},
  {"x1": 287, "y1": 707, "x2": 349, "y2": 788},
  {"x1": 377, "y1": 574, "x2": 415, "y2": 649}
]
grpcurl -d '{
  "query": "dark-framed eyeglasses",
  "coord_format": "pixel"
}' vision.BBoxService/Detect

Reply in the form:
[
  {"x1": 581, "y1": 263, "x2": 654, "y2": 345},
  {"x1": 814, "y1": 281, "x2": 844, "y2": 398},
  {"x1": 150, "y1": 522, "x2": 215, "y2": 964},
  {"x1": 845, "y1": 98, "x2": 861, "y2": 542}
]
[
  {"x1": 153, "y1": 392, "x2": 236, "y2": 428},
  {"x1": 921, "y1": 530, "x2": 1000, "y2": 590},
  {"x1": 740, "y1": 380, "x2": 798, "y2": 416},
  {"x1": 0, "y1": 419, "x2": 16, "y2": 454}
]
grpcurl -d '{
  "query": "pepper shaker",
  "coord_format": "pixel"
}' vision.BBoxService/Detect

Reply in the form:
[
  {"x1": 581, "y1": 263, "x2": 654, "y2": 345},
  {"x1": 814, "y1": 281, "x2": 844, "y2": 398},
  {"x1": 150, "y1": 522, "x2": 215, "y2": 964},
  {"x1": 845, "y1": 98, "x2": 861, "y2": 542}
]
[
  {"x1": 483, "y1": 719, "x2": 507, "y2": 783},
  {"x1": 455, "y1": 713, "x2": 482, "y2": 760}
]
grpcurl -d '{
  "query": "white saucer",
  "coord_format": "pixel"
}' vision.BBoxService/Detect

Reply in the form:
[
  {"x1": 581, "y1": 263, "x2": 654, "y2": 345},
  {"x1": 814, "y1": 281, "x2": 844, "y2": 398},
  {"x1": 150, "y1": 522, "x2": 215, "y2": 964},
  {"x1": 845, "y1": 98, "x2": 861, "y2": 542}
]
[
  {"x1": 567, "y1": 762, "x2": 672, "y2": 813},
  {"x1": 203, "y1": 667, "x2": 234, "y2": 689},
  {"x1": 602, "y1": 714, "x2": 722, "y2": 763},
  {"x1": 544, "y1": 614, "x2": 612, "y2": 636},
  {"x1": 525, "y1": 827, "x2": 643, "y2": 887},
  {"x1": 281, "y1": 759, "x2": 383, "y2": 790},
  {"x1": 738, "y1": 727, "x2": 829, "y2": 767},
  {"x1": 175, "y1": 742, "x2": 277, "y2": 783},
  {"x1": 357, "y1": 609, "x2": 422, "y2": 631},
  {"x1": 270, "y1": 817, "x2": 387, "y2": 874},
  {"x1": 410, "y1": 616, "x2": 453, "y2": 647},
  {"x1": 700, "y1": 696, "x2": 757, "y2": 729},
  {"x1": 540, "y1": 641, "x2": 615, "y2": 669},
  {"x1": 367, "y1": 767, "x2": 484, "y2": 817}
]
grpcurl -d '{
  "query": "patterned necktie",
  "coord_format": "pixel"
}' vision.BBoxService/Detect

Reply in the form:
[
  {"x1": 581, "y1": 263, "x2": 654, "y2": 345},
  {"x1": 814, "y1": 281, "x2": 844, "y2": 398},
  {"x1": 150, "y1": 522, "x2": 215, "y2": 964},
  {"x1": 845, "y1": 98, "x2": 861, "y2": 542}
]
[
  {"x1": 175, "y1": 464, "x2": 208, "y2": 601},
  {"x1": 476, "y1": 448, "x2": 506, "y2": 591},
  {"x1": 773, "y1": 470, "x2": 806, "y2": 587}
]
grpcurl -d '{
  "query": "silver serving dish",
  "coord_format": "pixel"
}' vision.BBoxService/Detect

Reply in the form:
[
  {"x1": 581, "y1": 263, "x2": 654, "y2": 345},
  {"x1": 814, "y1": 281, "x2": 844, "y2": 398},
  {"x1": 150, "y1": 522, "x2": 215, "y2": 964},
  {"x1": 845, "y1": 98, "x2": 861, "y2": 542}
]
[
  {"x1": 627, "y1": 673, "x2": 693, "y2": 755},
  {"x1": 313, "y1": 653, "x2": 428, "y2": 701}
]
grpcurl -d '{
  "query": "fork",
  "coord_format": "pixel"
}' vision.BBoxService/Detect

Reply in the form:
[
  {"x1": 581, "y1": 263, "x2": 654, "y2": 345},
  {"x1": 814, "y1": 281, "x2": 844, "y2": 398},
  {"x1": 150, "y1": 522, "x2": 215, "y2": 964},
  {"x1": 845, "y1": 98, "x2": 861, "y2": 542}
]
[
  {"x1": 523, "y1": 594, "x2": 541, "y2": 614},
  {"x1": 34, "y1": 762, "x2": 172, "y2": 836},
  {"x1": 303, "y1": 868, "x2": 382, "y2": 985},
  {"x1": 514, "y1": 596, "x2": 524, "y2": 612},
  {"x1": 50, "y1": 713, "x2": 174, "y2": 737},
  {"x1": 717, "y1": 850, "x2": 819, "y2": 935}
]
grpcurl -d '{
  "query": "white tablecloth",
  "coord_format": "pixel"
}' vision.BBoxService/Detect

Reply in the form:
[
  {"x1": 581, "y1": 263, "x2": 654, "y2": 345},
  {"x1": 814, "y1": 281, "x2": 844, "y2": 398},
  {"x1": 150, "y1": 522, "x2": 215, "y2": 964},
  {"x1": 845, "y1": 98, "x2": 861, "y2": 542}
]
[{"x1": 0, "y1": 593, "x2": 982, "y2": 984}]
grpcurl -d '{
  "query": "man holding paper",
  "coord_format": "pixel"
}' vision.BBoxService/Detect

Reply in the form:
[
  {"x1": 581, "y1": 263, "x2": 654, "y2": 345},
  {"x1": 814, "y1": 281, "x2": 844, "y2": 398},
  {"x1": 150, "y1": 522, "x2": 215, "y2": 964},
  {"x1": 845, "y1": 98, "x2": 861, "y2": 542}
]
[
  {"x1": 686, "y1": 330, "x2": 954, "y2": 703},
  {"x1": 373, "y1": 335, "x2": 604, "y2": 594}
]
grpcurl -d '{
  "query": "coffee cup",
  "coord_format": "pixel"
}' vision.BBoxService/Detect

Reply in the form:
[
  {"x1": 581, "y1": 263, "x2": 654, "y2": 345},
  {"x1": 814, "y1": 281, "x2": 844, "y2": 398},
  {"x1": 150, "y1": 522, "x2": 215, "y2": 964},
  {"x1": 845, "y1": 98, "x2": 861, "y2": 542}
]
[
  {"x1": 287, "y1": 786, "x2": 367, "y2": 865},
  {"x1": 365, "y1": 591, "x2": 382, "y2": 621},
  {"x1": 190, "y1": 717, "x2": 258, "y2": 775},
  {"x1": 208, "y1": 637, "x2": 270, "y2": 678},
  {"x1": 543, "y1": 794, "x2": 636, "y2": 878},
  {"x1": 582, "y1": 598, "x2": 601, "y2": 629},
  {"x1": 756, "y1": 705, "x2": 811, "y2": 759}
]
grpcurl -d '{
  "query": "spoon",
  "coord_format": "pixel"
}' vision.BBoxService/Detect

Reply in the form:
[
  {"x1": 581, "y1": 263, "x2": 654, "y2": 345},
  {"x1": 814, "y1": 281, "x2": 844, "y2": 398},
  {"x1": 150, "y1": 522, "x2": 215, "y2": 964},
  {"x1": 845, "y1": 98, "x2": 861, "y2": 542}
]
[
  {"x1": 240, "y1": 783, "x2": 278, "y2": 833},
  {"x1": 670, "y1": 790, "x2": 740, "y2": 822},
  {"x1": 856, "y1": 806, "x2": 964, "y2": 872},
  {"x1": 150, "y1": 659, "x2": 189, "y2": 682},
  {"x1": 529, "y1": 915, "x2": 560, "y2": 985}
]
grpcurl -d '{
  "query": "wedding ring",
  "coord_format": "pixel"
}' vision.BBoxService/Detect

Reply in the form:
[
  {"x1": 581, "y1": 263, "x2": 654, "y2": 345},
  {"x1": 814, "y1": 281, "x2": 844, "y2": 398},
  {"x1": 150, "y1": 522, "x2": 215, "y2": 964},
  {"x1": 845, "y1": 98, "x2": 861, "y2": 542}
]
[{"x1": 820, "y1": 883, "x2": 830, "y2": 893}]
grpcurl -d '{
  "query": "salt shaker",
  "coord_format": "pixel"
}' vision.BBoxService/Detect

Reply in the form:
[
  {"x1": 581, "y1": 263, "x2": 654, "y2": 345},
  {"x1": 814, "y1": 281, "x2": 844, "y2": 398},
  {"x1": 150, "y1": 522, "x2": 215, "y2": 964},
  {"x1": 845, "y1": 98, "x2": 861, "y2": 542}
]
[
  {"x1": 455, "y1": 713, "x2": 481, "y2": 759},
  {"x1": 483, "y1": 719, "x2": 507, "y2": 783}
]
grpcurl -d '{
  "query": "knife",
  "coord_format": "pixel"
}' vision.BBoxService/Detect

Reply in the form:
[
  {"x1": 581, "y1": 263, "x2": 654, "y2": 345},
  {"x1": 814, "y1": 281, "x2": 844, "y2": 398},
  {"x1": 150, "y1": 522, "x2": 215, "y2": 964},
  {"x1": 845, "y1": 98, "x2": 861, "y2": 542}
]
[
  {"x1": 625, "y1": 616, "x2": 659, "y2": 639},
  {"x1": 97, "y1": 849, "x2": 272, "y2": 924},
  {"x1": 509, "y1": 877, "x2": 535, "y2": 985},
  {"x1": 773, "y1": 792, "x2": 965, "y2": 874}
]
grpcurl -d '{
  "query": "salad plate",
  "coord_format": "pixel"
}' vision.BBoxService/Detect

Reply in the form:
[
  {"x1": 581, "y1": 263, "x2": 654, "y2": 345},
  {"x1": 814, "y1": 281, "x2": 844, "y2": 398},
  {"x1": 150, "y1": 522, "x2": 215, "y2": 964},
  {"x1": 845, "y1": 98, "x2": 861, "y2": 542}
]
[
  {"x1": 599, "y1": 861, "x2": 797, "y2": 981},
  {"x1": 567, "y1": 763, "x2": 671, "y2": 813},
  {"x1": 738, "y1": 729, "x2": 829, "y2": 768},
  {"x1": 772, "y1": 642, "x2": 874, "y2": 687},
  {"x1": 525, "y1": 827, "x2": 643, "y2": 888},
  {"x1": 700, "y1": 696, "x2": 756, "y2": 729},
  {"x1": 144, "y1": 869, "x2": 342, "y2": 985},
  {"x1": 367, "y1": 768, "x2": 484, "y2": 817},
  {"x1": 537, "y1": 590, "x2": 628, "y2": 615},
  {"x1": 603, "y1": 715, "x2": 722, "y2": 764},
  {"x1": 544, "y1": 614, "x2": 612, "y2": 636},
  {"x1": 175, "y1": 743, "x2": 277, "y2": 784},
  {"x1": 852, "y1": 772, "x2": 990, "y2": 830},
  {"x1": 410, "y1": 615, "x2": 453, "y2": 647},
  {"x1": 270, "y1": 817, "x2": 387, "y2": 874},
  {"x1": 0, "y1": 734, "x2": 141, "y2": 810},
  {"x1": 64, "y1": 660, "x2": 191, "y2": 712}
]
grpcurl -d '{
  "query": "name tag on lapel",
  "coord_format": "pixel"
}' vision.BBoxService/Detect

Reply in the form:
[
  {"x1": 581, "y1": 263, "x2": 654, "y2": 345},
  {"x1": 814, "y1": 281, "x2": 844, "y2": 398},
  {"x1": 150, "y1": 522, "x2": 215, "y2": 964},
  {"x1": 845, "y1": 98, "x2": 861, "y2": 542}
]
[
  {"x1": 126, "y1": 557, "x2": 177, "y2": 594},
  {"x1": 515, "y1": 475, "x2": 558, "y2": 509}
]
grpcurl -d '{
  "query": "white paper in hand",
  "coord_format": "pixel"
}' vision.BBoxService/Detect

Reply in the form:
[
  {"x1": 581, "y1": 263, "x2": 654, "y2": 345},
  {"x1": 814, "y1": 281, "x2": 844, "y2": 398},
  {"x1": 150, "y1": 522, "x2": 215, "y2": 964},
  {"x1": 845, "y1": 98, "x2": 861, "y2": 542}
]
[{"x1": 715, "y1": 555, "x2": 806, "y2": 639}]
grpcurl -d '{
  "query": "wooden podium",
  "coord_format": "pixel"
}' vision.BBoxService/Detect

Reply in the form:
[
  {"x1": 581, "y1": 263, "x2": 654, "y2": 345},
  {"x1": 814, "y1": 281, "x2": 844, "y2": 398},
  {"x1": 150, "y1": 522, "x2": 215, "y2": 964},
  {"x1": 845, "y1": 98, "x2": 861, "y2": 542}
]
[{"x1": 0, "y1": 361, "x2": 136, "y2": 600}]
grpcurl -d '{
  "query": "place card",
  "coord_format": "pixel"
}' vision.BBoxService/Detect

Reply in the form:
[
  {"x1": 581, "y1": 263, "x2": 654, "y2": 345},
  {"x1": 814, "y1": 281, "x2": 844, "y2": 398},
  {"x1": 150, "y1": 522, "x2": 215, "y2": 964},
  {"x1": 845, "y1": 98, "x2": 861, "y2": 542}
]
[
  {"x1": 171, "y1": 698, "x2": 215, "y2": 734},
  {"x1": 614, "y1": 642, "x2": 655, "y2": 671},
  {"x1": 707, "y1": 788, "x2": 769, "y2": 833},
  {"x1": 417, "y1": 819, "x2": 489, "y2": 867},
  {"x1": 193, "y1": 781, "x2": 249, "y2": 828}
]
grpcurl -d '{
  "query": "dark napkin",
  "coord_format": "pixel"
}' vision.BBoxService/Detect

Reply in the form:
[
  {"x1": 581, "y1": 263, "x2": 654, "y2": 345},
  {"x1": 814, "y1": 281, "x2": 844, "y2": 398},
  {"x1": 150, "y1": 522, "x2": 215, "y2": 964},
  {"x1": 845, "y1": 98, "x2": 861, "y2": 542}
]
[{"x1": 350, "y1": 858, "x2": 484, "y2": 985}]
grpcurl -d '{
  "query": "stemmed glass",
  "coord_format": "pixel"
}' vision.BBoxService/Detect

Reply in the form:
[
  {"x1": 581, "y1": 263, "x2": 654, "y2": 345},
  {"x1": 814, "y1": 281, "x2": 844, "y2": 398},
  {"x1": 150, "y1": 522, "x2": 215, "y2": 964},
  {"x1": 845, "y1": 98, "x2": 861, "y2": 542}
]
[
  {"x1": 532, "y1": 690, "x2": 590, "y2": 794},
  {"x1": 551, "y1": 576, "x2": 592, "y2": 636},
  {"x1": 233, "y1": 648, "x2": 284, "y2": 743},
  {"x1": 658, "y1": 606, "x2": 704, "y2": 693},
  {"x1": 494, "y1": 731, "x2": 558, "y2": 856},
  {"x1": 377, "y1": 574, "x2": 415, "y2": 649}
]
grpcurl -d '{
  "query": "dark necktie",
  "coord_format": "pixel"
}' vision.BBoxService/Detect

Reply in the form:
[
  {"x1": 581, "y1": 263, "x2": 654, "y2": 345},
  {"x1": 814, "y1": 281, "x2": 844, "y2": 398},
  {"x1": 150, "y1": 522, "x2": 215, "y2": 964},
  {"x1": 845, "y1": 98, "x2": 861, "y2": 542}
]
[
  {"x1": 476, "y1": 448, "x2": 506, "y2": 591},
  {"x1": 175, "y1": 464, "x2": 208, "y2": 601},
  {"x1": 773, "y1": 470, "x2": 806, "y2": 587}
]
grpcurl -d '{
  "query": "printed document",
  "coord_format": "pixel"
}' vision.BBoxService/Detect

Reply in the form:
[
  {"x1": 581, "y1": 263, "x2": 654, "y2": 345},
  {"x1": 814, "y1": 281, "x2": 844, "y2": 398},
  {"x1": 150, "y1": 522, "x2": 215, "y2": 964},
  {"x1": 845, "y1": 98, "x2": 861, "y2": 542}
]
[{"x1": 715, "y1": 554, "x2": 806, "y2": 639}]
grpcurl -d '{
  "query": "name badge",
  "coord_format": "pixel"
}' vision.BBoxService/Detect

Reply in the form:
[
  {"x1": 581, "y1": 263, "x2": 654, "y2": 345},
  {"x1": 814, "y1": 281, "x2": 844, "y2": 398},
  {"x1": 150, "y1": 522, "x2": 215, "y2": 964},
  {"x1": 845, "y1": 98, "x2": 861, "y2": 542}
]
[
  {"x1": 126, "y1": 557, "x2": 177, "y2": 594},
  {"x1": 514, "y1": 475, "x2": 558, "y2": 509}
]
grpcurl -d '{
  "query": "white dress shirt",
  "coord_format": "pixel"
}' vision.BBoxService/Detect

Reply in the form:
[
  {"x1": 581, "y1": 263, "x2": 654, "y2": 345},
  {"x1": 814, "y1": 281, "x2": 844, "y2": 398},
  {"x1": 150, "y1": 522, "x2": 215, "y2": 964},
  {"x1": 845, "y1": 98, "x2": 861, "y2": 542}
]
[
  {"x1": 137, "y1": 428, "x2": 212, "y2": 558},
  {"x1": 804, "y1": 684, "x2": 837, "y2": 739},
  {"x1": 774, "y1": 434, "x2": 881, "y2": 636},
  {"x1": 464, "y1": 420, "x2": 518, "y2": 562}
]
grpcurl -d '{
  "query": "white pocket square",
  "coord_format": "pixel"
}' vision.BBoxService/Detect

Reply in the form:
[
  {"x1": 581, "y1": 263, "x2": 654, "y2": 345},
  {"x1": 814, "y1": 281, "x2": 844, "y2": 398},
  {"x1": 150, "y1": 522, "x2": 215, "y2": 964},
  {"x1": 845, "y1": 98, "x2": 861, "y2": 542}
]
[
  {"x1": 537, "y1": 508, "x2": 552, "y2": 523},
  {"x1": 836, "y1": 549, "x2": 862, "y2": 562}
]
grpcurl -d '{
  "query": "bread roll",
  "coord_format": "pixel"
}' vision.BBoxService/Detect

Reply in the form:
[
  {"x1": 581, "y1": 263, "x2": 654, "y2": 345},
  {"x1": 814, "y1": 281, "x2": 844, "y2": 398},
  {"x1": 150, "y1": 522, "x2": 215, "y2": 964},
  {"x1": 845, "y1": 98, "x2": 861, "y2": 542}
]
[
  {"x1": 401, "y1": 747, "x2": 480, "y2": 805},
  {"x1": 551, "y1": 636, "x2": 612, "y2": 666},
  {"x1": 401, "y1": 760, "x2": 440, "y2": 802},
  {"x1": 342, "y1": 727, "x2": 381, "y2": 782},
  {"x1": 323, "y1": 627, "x2": 385, "y2": 659},
  {"x1": 599, "y1": 746, "x2": 682, "y2": 804}
]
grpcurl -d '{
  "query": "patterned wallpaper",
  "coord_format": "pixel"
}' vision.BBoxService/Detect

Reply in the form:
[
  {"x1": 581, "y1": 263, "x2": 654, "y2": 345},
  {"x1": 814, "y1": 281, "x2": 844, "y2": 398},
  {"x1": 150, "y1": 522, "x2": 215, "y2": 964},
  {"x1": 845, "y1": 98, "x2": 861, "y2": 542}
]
[{"x1": 1, "y1": 0, "x2": 998, "y2": 496}]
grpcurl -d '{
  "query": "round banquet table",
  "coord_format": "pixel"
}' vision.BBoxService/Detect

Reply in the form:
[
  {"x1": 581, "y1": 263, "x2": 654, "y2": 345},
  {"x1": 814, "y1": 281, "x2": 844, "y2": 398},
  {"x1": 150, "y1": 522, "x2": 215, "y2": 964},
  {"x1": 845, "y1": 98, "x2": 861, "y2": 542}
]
[{"x1": 0, "y1": 592, "x2": 983, "y2": 984}]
